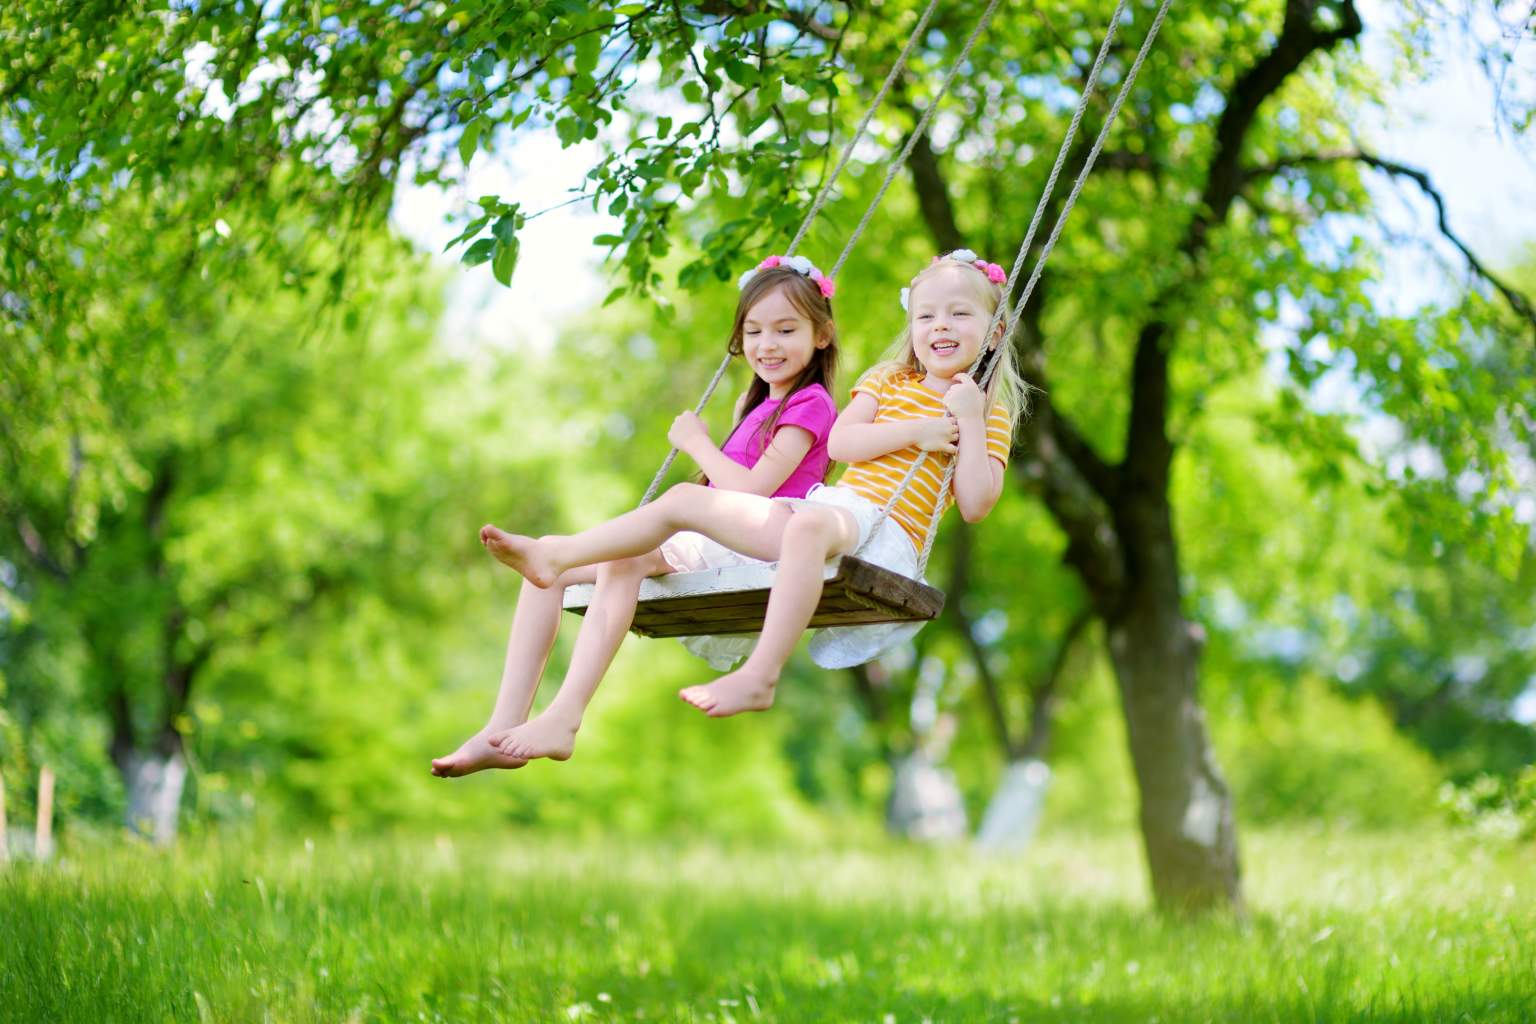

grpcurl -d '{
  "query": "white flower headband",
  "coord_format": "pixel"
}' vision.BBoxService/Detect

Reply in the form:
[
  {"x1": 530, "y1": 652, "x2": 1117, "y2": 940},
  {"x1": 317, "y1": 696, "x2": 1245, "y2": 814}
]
[
  {"x1": 899, "y1": 249, "x2": 1008, "y2": 311},
  {"x1": 737, "y1": 254, "x2": 836, "y2": 298}
]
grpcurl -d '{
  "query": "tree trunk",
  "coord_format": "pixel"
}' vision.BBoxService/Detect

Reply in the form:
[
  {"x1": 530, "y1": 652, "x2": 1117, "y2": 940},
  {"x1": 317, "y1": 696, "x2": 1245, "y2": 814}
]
[
  {"x1": 1103, "y1": 496, "x2": 1241, "y2": 911},
  {"x1": 886, "y1": 751, "x2": 968, "y2": 841},
  {"x1": 107, "y1": 663, "x2": 193, "y2": 845},
  {"x1": 122, "y1": 745, "x2": 187, "y2": 845},
  {"x1": 974, "y1": 608, "x2": 1090, "y2": 852},
  {"x1": 975, "y1": 759, "x2": 1051, "y2": 851}
]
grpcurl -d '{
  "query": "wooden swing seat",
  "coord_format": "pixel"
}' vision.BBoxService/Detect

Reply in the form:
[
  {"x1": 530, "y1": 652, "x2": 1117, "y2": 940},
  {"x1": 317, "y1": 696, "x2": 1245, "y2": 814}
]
[{"x1": 561, "y1": 555, "x2": 945, "y2": 638}]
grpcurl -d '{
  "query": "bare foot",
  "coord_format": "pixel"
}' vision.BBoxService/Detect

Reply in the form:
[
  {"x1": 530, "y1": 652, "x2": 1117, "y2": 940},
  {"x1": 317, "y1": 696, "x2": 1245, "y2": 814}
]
[
  {"x1": 488, "y1": 712, "x2": 580, "y2": 761},
  {"x1": 479, "y1": 525, "x2": 561, "y2": 587},
  {"x1": 430, "y1": 729, "x2": 530, "y2": 778},
  {"x1": 678, "y1": 670, "x2": 777, "y2": 718}
]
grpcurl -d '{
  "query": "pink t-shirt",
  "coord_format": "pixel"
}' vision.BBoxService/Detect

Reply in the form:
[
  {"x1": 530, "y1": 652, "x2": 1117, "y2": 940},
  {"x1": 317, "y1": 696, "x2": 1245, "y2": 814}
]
[{"x1": 713, "y1": 383, "x2": 837, "y2": 498}]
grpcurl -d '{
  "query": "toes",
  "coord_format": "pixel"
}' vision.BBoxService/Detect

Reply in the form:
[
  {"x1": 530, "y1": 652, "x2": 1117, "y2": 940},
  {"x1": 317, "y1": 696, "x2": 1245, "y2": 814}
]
[{"x1": 679, "y1": 688, "x2": 716, "y2": 712}]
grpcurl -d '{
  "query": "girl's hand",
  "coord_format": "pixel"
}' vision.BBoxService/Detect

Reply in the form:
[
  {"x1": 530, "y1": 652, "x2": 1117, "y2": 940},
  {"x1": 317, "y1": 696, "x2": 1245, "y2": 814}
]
[
  {"x1": 943, "y1": 372, "x2": 986, "y2": 421},
  {"x1": 914, "y1": 415, "x2": 960, "y2": 454},
  {"x1": 668, "y1": 410, "x2": 710, "y2": 452}
]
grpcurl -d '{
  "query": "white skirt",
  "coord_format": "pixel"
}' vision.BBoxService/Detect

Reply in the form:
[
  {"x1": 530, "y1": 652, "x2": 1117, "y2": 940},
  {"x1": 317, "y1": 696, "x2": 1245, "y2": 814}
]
[
  {"x1": 781, "y1": 484, "x2": 927, "y2": 670},
  {"x1": 658, "y1": 530, "x2": 764, "y2": 671},
  {"x1": 658, "y1": 484, "x2": 928, "y2": 672}
]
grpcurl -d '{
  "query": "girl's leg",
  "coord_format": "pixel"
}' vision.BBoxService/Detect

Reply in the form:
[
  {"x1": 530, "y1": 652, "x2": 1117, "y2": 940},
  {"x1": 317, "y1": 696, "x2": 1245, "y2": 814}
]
[
  {"x1": 680, "y1": 505, "x2": 860, "y2": 717},
  {"x1": 430, "y1": 565, "x2": 597, "y2": 777},
  {"x1": 488, "y1": 549, "x2": 671, "y2": 761},
  {"x1": 481, "y1": 483, "x2": 792, "y2": 586}
]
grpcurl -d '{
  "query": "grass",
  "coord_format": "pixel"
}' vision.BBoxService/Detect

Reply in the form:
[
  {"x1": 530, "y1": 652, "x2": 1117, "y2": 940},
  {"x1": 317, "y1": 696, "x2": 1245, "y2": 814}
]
[{"x1": 2, "y1": 827, "x2": 1532, "y2": 1022}]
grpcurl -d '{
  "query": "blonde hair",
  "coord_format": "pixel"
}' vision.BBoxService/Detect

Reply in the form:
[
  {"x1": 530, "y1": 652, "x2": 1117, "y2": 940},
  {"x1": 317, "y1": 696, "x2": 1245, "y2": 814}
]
[{"x1": 860, "y1": 258, "x2": 1029, "y2": 435}]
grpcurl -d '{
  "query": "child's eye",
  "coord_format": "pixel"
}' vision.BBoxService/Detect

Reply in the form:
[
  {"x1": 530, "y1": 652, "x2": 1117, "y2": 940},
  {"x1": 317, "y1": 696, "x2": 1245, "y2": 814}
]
[{"x1": 917, "y1": 314, "x2": 934, "y2": 320}]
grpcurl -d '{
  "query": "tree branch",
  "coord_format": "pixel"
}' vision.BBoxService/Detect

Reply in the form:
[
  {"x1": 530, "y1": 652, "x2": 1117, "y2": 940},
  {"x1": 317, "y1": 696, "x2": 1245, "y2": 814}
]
[
  {"x1": 1018, "y1": 606, "x2": 1093, "y2": 761},
  {"x1": 943, "y1": 519, "x2": 1014, "y2": 756},
  {"x1": 13, "y1": 516, "x2": 69, "y2": 582},
  {"x1": 1125, "y1": 0, "x2": 1365, "y2": 492},
  {"x1": 905, "y1": 127, "x2": 968, "y2": 252},
  {"x1": 1245, "y1": 149, "x2": 1536, "y2": 340}
]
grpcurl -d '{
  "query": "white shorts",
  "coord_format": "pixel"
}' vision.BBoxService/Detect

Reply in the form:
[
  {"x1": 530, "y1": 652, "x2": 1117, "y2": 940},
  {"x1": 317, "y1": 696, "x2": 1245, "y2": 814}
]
[{"x1": 656, "y1": 484, "x2": 929, "y2": 671}]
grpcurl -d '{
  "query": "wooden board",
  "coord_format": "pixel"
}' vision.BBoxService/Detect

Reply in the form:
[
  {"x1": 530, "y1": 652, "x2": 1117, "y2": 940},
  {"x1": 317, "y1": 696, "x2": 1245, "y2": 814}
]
[{"x1": 562, "y1": 555, "x2": 945, "y2": 639}]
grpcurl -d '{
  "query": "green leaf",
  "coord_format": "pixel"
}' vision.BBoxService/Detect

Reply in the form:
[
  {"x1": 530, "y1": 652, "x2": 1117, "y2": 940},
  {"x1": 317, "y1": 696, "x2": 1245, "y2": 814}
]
[
  {"x1": 443, "y1": 214, "x2": 489, "y2": 251},
  {"x1": 492, "y1": 216, "x2": 518, "y2": 245},
  {"x1": 574, "y1": 33, "x2": 601, "y2": 75},
  {"x1": 470, "y1": 50, "x2": 496, "y2": 79},
  {"x1": 555, "y1": 117, "x2": 582, "y2": 147},
  {"x1": 461, "y1": 238, "x2": 495, "y2": 266},
  {"x1": 457, "y1": 120, "x2": 482, "y2": 165},
  {"x1": 682, "y1": 81, "x2": 704, "y2": 104},
  {"x1": 492, "y1": 238, "x2": 519, "y2": 286},
  {"x1": 724, "y1": 60, "x2": 756, "y2": 87}
]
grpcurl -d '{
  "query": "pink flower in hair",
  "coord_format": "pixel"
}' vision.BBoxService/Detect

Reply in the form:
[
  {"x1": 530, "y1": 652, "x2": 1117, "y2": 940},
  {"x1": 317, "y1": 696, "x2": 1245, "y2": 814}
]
[
  {"x1": 758, "y1": 255, "x2": 782, "y2": 270},
  {"x1": 814, "y1": 272, "x2": 835, "y2": 298},
  {"x1": 983, "y1": 262, "x2": 1006, "y2": 284}
]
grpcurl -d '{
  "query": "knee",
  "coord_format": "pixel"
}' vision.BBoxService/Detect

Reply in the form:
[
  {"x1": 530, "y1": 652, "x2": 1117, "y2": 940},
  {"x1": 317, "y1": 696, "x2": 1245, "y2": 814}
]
[
  {"x1": 662, "y1": 482, "x2": 705, "y2": 502},
  {"x1": 657, "y1": 482, "x2": 705, "y2": 520},
  {"x1": 597, "y1": 554, "x2": 653, "y2": 583},
  {"x1": 783, "y1": 508, "x2": 838, "y2": 551}
]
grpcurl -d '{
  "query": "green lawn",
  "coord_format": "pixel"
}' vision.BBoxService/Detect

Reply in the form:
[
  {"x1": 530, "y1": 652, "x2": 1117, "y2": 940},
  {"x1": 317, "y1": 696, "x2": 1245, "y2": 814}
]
[{"x1": 3, "y1": 828, "x2": 1531, "y2": 1022}]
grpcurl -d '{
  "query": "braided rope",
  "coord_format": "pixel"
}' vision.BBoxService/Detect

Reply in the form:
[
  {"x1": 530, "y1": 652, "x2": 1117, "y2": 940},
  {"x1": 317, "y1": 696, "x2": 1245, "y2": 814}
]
[
  {"x1": 1008, "y1": 0, "x2": 1174, "y2": 327},
  {"x1": 639, "y1": 0, "x2": 945, "y2": 507}
]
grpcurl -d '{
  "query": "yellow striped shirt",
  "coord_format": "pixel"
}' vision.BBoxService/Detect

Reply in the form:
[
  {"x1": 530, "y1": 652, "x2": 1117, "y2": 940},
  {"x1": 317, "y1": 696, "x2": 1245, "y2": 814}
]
[{"x1": 838, "y1": 369, "x2": 1014, "y2": 552}]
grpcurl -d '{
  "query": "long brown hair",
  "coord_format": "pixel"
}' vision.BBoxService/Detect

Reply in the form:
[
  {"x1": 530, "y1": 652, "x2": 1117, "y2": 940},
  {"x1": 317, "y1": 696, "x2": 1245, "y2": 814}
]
[{"x1": 716, "y1": 266, "x2": 840, "y2": 463}]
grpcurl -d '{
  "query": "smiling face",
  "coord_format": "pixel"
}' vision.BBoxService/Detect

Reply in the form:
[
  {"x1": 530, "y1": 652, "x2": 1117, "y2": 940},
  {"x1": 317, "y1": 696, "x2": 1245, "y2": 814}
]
[
  {"x1": 907, "y1": 264, "x2": 1000, "y2": 381},
  {"x1": 740, "y1": 284, "x2": 829, "y2": 398}
]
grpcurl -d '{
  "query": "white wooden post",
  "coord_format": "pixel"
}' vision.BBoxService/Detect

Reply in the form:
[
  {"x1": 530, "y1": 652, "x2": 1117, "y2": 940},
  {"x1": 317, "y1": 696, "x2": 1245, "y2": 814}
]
[
  {"x1": 0, "y1": 767, "x2": 8, "y2": 863},
  {"x1": 35, "y1": 765, "x2": 54, "y2": 861}
]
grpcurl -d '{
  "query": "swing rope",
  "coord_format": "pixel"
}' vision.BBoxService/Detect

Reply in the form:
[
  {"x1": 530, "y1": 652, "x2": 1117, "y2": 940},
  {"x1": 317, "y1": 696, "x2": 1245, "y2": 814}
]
[
  {"x1": 639, "y1": 0, "x2": 1003, "y2": 506},
  {"x1": 864, "y1": 0, "x2": 1174, "y2": 578}
]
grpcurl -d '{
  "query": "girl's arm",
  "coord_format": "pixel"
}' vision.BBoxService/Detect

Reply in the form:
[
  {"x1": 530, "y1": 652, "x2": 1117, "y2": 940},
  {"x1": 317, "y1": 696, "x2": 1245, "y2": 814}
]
[
  {"x1": 944, "y1": 373, "x2": 1006, "y2": 522},
  {"x1": 828, "y1": 393, "x2": 958, "y2": 462},
  {"x1": 669, "y1": 411, "x2": 815, "y2": 497}
]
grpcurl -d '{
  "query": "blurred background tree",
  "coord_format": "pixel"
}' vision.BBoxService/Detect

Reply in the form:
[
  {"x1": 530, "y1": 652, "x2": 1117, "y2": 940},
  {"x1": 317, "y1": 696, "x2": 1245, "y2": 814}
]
[{"x1": 3, "y1": 0, "x2": 1533, "y2": 915}]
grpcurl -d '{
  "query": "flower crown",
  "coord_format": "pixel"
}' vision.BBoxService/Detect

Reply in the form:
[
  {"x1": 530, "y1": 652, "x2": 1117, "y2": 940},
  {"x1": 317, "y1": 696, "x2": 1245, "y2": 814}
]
[
  {"x1": 899, "y1": 249, "x2": 1007, "y2": 311},
  {"x1": 737, "y1": 254, "x2": 836, "y2": 299}
]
